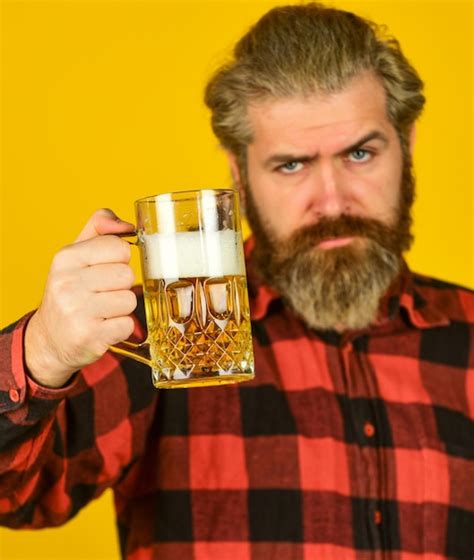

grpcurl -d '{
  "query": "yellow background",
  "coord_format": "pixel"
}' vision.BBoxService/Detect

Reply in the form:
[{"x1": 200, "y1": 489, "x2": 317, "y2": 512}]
[{"x1": 1, "y1": 0, "x2": 472, "y2": 558}]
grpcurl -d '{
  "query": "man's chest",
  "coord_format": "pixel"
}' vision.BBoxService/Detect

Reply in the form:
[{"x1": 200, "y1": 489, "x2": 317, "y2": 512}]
[{"x1": 117, "y1": 326, "x2": 473, "y2": 558}]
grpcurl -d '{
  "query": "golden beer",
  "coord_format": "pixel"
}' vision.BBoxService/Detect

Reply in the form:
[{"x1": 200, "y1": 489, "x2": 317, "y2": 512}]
[{"x1": 144, "y1": 275, "x2": 254, "y2": 388}]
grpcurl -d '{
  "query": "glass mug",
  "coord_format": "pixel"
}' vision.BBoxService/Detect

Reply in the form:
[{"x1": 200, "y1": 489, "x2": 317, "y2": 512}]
[{"x1": 110, "y1": 189, "x2": 255, "y2": 388}]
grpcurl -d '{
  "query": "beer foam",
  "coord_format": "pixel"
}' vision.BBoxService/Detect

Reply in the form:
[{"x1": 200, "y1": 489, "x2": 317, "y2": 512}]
[{"x1": 142, "y1": 230, "x2": 245, "y2": 279}]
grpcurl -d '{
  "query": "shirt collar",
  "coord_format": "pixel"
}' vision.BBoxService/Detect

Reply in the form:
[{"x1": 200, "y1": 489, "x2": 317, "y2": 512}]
[
  {"x1": 375, "y1": 260, "x2": 449, "y2": 329},
  {"x1": 244, "y1": 236, "x2": 449, "y2": 330}
]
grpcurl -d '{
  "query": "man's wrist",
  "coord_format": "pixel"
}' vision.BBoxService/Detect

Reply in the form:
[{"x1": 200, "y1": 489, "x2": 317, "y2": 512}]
[{"x1": 24, "y1": 313, "x2": 76, "y2": 389}]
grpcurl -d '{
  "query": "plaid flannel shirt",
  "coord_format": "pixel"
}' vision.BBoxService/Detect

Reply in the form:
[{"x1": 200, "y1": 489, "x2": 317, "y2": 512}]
[{"x1": 1, "y1": 242, "x2": 473, "y2": 560}]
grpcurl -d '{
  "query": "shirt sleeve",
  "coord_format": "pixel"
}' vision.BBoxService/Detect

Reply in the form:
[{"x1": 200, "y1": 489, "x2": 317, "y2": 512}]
[{"x1": 0, "y1": 311, "x2": 153, "y2": 528}]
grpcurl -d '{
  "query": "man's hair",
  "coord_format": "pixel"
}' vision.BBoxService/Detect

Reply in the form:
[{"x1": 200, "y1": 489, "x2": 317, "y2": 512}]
[{"x1": 204, "y1": 3, "x2": 425, "y2": 166}]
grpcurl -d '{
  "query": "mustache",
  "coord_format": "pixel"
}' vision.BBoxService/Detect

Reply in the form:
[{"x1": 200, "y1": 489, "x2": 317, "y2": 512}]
[{"x1": 278, "y1": 214, "x2": 405, "y2": 255}]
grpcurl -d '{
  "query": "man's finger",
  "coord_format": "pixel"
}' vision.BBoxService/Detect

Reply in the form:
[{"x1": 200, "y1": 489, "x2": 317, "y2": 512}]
[
  {"x1": 56, "y1": 235, "x2": 132, "y2": 269},
  {"x1": 90, "y1": 290, "x2": 138, "y2": 320},
  {"x1": 75, "y1": 208, "x2": 135, "y2": 243},
  {"x1": 80, "y1": 263, "x2": 135, "y2": 293}
]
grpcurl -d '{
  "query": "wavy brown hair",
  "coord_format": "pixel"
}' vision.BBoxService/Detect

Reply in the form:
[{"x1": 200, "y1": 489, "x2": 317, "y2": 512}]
[{"x1": 204, "y1": 3, "x2": 425, "y2": 169}]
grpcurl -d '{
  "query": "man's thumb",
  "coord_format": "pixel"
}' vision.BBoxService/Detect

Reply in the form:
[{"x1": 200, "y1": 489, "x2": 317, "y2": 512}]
[{"x1": 75, "y1": 208, "x2": 135, "y2": 242}]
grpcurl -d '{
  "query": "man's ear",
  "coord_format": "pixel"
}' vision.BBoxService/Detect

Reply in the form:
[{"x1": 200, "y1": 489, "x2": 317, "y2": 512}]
[
  {"x1": 408, "y1": 124, "x2": 416, "y2": 156},
  {"x1": 225, "y1": 150, "x2": 246, "y2": 208}
]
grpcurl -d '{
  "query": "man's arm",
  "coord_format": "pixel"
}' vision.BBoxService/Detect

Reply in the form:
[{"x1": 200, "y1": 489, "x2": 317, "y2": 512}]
[{"x1": 0, "y1": 210, "x2": 142, "y2": 527}]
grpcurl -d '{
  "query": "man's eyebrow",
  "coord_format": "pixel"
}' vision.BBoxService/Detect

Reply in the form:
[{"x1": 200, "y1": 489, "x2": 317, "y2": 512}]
[
  {"x1": 263, "y1": 130, "x2": 389, "y2": 169},
  {"x1": 341, "y1": 130, "x2": 389, "y2": 155}
]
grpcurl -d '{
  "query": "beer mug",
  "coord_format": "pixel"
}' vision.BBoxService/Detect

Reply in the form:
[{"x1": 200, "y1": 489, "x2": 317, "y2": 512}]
[{"x1": 110, "y1": 189, "x2": 255, "y2": 388}]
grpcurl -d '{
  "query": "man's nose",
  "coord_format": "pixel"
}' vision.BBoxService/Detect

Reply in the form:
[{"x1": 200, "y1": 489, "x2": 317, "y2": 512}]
[{"x1": 309, "y1": 161, "x2": 350, "y2": 218}]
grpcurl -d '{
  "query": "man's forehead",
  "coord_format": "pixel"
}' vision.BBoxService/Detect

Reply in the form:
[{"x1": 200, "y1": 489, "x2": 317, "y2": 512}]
[
  {"x1": 246, "y1": 71, "x2": 391, "y2": 139},
  {"x1": 246, "y1": 92, "x2": 395, "y2": 157}
]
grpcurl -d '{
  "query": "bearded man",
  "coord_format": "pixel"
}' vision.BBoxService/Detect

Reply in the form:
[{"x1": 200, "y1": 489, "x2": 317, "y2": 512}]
[{"x1": 1, "y1": 3, "x2": 473, "y2": 559}]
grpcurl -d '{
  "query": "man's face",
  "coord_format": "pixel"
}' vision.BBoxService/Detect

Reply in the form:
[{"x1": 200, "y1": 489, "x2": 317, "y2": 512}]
[{"x1": 230, "y1": 71, "x2": 415, "y2": 332}]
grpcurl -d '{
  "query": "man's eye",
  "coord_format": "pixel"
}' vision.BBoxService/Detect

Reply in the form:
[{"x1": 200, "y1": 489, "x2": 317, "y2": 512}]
[
  {"x1": 347, "y1": 149, "x2": 372, "y2": 163},
  {"x1": 279, "y1": 161, "x2": 304, "y2": 174}
]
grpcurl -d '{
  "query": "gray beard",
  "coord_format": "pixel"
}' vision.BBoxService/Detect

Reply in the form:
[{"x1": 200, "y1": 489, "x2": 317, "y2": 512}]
[{"x1": 258, "y1": 238, "x2": 401, "y2": 332}]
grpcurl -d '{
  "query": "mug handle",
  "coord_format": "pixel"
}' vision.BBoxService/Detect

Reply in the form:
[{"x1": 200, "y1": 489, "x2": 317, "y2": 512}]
[
  {"x1": 108, "y1": 231, "x2": 153, "y2": 367},
  {"x1": 109, "y1": 340, "x2": 152, "y2": 367}
]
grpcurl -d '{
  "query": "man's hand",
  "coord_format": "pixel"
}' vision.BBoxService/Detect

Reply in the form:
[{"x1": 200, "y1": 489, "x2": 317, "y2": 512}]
[{"x1": 24, "y1": 209, "x2": 137, "y2": 388}]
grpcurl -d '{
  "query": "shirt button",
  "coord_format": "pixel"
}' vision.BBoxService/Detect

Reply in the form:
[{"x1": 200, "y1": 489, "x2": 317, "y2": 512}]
[
  {"x1": 364, "y1": 421, "x2": 375, "y2": 438},
  {"x1": 9, "y1": 388, "x2": 20, "y2": 402},
  {"x1": 374, "y1": 510, "x2": 382, "y2": 525}
]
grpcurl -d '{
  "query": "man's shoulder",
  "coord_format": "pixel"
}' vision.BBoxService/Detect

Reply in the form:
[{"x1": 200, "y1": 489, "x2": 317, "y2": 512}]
[
  {"x1": 412, "y1": 271, "x2": 472, "y2": 291},
  {"x1": 411, "y1": 271, "x2": 474, "y2": 323}
]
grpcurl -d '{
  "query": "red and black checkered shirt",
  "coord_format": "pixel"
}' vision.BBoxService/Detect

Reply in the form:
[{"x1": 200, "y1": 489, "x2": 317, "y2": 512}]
[{"x1": 1, "y1": 244, "x2": 473, "y2": 559}]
